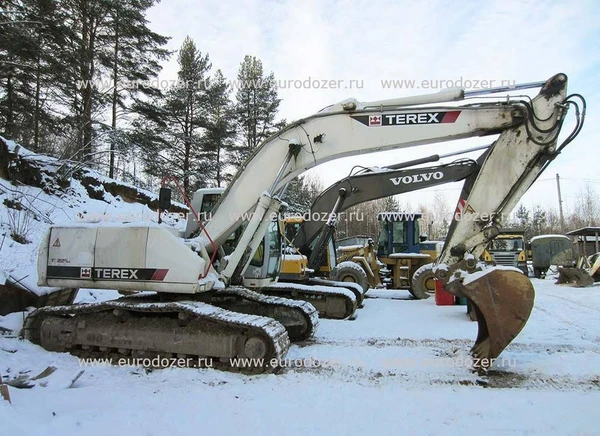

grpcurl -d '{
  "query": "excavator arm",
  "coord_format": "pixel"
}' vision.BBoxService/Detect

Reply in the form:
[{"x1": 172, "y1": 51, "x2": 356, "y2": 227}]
[
  {"x1": 426, "y1": 81, "x2": 585, "y2": 366},
  {"x1": 204, "y1": 102, "x2": 515, "y2": 251},
  {"x1": 292, "y1": 155, "x2": 481, "y2": 268},
  {"x1": 203, "y1": 75, "x2": 570, "y2": 284}
]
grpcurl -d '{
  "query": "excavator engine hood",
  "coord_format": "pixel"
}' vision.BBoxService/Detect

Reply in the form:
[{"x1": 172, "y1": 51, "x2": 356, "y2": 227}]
[{"x1": 37, "y1": 225, "x2": 210, "y2": 293}]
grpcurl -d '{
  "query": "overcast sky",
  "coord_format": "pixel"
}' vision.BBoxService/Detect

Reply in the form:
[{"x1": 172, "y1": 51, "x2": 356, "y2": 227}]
[{"x1": 147, "y1": 0, "x2": 599, "y2": 217}]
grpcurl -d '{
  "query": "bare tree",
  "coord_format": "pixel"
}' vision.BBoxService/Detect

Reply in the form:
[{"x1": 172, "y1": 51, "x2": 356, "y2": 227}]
[
  {"x1": 543, "y1": 207, "x2": 561, "y2": 234},
  {"x1": 416, "y1": 192, "x2": 451, "y2": 240},
  {"x1": 574, "y1": 183, "x2": 599, "y2": 227}
]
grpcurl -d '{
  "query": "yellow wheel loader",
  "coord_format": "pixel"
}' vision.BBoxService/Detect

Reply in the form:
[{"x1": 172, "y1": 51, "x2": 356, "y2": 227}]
[{"x1": 375, "y1": 212, "x2": 439, "y2": 299}]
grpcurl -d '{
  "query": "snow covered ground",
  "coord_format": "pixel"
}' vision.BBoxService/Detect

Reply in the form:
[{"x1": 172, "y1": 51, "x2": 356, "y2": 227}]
[
  {"x1": 1, "y1": 277, "x2": 598, "y2": 436},
  {"x1": 1, "y1": 140, "x2": 598, "y2": 434}
]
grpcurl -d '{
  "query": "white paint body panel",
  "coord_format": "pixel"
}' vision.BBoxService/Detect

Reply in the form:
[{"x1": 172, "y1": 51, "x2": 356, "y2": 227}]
[{"x1": 38, "y1": 225, "x2": 208, "y2": 293}]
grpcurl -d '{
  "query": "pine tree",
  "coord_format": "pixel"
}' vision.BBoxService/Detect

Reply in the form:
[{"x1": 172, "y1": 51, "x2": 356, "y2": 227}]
[
  {"x1": 96, "y1": 0, "x2": 170, "y2": 179},
  {"x1": 381, "y1": 196, "x2": 401, "y2": 213},
  {"x1": 25, "y1": 0, "x2": 79, "y2": 153},
  {"x1": 202, "y1": 69, "x2": 236, "y2": 187},
  {"x1": 515, "y1": 204, "x2": 530, "y2": 228},
  {"x1": 514, "y1": 203, "x2": 533, "y2": 239},
  {"x1": 73, "y1": 0, "x2": 112, "y2": 163},
  {"x1": 0, "y1": 1, "x2": 38, "y2": 142},
  {"x1": 135, "y1": 37, "x2": 211, "y2": 196},
  {"x1": 233, "y1": 55, "x2": 283, "y2": 166},
  {"x1": 283, "y1": 174, "x2": 323, "y2": 213},
  {"x1": 0, "y1": 0, "x2": 169, "y2": 172},
  {"x1": 0, "y1": 0, "x2": 114, "y2": 163},
  {"x1": 531, "y1": 206, "x2": 547, "y2": 237}
]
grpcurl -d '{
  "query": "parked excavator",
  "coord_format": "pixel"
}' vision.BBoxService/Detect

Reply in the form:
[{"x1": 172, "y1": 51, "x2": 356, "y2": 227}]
[
  {"x1": 279, "y1": 151, "x2": 483, "y2": 299},
  {"x1": 25, "y1": 73, "x2": 585, "y2": 371},
  {"x1": 180, "y1": 187, "x2": 362, "y2": 320}
]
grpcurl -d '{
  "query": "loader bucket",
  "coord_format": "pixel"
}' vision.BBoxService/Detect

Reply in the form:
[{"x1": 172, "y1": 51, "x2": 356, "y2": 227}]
[
  {"x1": 446, "y1": 269, "x2": 534, "y2": 368},
  {"x1": 555, "y1": 267, "x2": 594, "y2": 287}
]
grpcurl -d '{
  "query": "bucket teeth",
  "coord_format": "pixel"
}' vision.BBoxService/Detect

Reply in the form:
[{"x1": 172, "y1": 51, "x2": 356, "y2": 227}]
[{"x1": 446, "y1": 269, "x2": 534, "y2": 368}]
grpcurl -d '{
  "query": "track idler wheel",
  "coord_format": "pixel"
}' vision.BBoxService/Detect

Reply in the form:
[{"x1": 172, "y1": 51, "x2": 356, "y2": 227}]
[
  {"x1": 445, "y1": 269, "x2": 534, "y2": 369},
  {"x1": 244, "y1": 336, "x2": 270, "y2": 359}
]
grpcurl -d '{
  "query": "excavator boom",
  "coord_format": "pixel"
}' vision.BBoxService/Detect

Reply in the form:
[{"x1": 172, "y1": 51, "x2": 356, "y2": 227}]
[
  {"x1": 432, "y1": 75, "x2": 586, "y2": 367},
  {"x1": 293, "y1": 157, "x2": 480, "y2": 264}
]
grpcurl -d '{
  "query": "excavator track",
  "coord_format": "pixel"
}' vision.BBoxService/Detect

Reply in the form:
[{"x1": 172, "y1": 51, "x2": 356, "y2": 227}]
[
  {"x1": 262, "y1": 282, "x2": 357, "y2": 319},
  {"x1": 23, "y1": 296, "x2": 290, "y2": 374},
  {"x1": 206, "y1": 287, "x2": 319, "y2": 341},
  {"x1": 307, "y1": 277, "x2": 366, "y2": 307}
]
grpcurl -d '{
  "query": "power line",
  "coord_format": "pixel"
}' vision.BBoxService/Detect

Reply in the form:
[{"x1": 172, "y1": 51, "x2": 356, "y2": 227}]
[{"x1": 536, "y1": 177, "x2": 600, "y2": 184}]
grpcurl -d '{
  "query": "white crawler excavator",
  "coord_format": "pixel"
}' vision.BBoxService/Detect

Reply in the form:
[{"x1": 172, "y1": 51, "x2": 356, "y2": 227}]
[{"x1": 25, "y1": 73, "x2": 585, "y2": 371}]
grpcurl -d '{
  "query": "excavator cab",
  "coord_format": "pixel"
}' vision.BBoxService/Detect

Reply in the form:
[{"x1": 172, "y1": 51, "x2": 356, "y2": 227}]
[
  {"x1": 278, "y1": 217, "x2": 311, "y2": 282},
  {"x1": 376, "y1": 213, "x2": 423, "y2": 257},
  {"x1": 283, "y1": 217, "x2": 302, "y2": 245},
  {"x1": 279, "y1": 217, "x2": 369, "y2": 302},
  {"x1": 243, "y1": 220, "x2": 283, "y2": 288},
  {"x1": 279, "y1": 217, "x2": 336, "y2": 281},
  {"x1": 182, "y1": 188, "x2": 283, "y2": 288}
]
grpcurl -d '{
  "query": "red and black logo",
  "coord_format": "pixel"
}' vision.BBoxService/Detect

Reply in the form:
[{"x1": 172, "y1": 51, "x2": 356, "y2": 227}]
[
  {"x1": 353, "y1": 111, "x2": 461, "y2": 126},
  {"x1": 368, "y1": 115, "x2": 381, "y2": 126},
  {"x1": 48, "y1": 266, "x2": 169, "y2": 281}
]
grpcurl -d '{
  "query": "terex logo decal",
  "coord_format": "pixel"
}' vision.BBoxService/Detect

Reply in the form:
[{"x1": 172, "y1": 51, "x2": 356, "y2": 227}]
[
  {"x1": 352, "y1": 111, "x2": 461, "y2": 126},
  {"x1": 390, "y1": 171, "x2": 444, "y2": 186},
  {"x1": 48, "y1": 266, "x2": 169, "y2": 281},
  {"x1": 94, "y1": 268, "x2": 139, "y2": 280}
]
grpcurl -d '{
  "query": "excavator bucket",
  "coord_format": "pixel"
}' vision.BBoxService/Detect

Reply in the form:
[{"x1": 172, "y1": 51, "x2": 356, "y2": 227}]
[
  {"x1": 555, "y1": 268, "x2": 594, "y2": 287},
  {"x1": 446, "y1": 269, "x2": 534, "y2": 369}
]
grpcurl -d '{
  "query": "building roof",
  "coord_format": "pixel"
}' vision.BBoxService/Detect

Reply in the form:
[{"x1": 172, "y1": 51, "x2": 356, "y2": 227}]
[
  {"x1": 566, "y1": 227, "x2": 600, "y2": 237},
  {"x1": 498, "y1": 227, "x2": 526, "y2": 235}
]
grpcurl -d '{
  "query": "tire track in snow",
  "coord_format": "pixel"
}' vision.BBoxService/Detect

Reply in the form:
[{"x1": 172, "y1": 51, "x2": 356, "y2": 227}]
[
  {"x1": 282, "y1": 360, "x2": 600, "y2": 391},
  {"x1": 432, "y1": 372, "x2": 600, "y2": 391},
  {"x1": 532, "y1": 304, "x2": 599, "y2": 343},
  {"x1": 298, "y1": 337, "x2": 600, "y2": 354},
  {"x1": 290, "y1": 337, "x2": 600, "y2": 390}
]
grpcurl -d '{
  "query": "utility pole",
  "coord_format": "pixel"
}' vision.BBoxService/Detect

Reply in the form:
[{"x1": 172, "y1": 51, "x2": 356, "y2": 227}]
[{"x1": 556, "y1": 173, "x2": 565, "y2": 232}]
